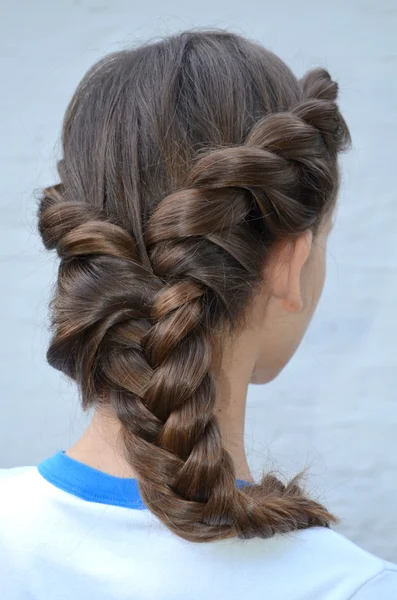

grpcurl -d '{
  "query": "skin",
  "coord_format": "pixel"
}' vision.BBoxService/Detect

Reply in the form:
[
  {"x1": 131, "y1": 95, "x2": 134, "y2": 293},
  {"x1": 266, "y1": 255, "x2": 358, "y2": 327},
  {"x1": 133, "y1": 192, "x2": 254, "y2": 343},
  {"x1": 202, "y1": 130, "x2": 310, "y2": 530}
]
[{"x1": 67, "y1": 216, "x2": 333, "y2": 484}]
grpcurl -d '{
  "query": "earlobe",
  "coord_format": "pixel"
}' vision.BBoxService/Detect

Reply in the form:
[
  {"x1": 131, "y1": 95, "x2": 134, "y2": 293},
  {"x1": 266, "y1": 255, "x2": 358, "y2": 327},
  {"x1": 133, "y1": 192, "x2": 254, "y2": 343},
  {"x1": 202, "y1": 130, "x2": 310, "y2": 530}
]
[{"x1": 281, "y1": 297, "x2": 302, "y2": 313}]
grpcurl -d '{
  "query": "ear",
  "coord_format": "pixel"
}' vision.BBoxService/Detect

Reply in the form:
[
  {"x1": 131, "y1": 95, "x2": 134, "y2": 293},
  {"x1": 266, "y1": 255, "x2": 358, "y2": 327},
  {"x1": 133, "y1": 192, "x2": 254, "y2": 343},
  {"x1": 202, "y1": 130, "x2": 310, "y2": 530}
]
[{"x1": 267, "y1": 230, "x2": 313, "y2": 313}]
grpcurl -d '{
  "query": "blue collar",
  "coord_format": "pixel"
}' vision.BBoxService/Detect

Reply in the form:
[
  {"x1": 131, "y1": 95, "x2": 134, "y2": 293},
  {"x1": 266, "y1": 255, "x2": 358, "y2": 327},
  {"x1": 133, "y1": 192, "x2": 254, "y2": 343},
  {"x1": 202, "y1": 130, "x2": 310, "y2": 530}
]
[
  {"x1": 38, "y1": 451, "x2": 146, "y2": 509},
  {"x1": 38, "y1": 451, "x2": 248, "y2": 510}
]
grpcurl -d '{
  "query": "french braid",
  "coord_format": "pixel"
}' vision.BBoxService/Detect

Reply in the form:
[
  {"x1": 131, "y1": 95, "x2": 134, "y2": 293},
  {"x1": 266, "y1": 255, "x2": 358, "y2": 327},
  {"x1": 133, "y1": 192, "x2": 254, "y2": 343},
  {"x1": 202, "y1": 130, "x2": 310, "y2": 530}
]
[{"x1": 38, "y1": 31, "x2": 350, "y2": 542}]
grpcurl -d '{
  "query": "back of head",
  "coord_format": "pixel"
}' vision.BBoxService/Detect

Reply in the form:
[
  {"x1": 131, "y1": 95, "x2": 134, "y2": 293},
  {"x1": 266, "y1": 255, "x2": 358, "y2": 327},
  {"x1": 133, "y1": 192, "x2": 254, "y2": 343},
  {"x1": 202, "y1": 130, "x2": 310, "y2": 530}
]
[{"x1": 38, "y1": 30, "x2": 351, "y2": 542}]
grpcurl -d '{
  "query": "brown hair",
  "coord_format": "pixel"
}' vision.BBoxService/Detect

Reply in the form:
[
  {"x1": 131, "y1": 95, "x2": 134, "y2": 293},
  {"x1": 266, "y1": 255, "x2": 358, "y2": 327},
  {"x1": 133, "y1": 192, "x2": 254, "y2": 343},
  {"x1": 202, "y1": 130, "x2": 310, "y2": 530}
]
[{"x1": 38, "y1": 30, "x2": 350, "y2": 542}]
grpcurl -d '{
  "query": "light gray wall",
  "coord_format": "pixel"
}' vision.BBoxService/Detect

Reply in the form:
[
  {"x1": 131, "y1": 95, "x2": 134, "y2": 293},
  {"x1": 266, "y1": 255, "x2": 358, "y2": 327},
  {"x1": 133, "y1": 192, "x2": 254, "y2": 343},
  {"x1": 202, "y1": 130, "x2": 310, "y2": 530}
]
[{"x1": 1, "y1": 0, "x2": 396, "y2": 561}]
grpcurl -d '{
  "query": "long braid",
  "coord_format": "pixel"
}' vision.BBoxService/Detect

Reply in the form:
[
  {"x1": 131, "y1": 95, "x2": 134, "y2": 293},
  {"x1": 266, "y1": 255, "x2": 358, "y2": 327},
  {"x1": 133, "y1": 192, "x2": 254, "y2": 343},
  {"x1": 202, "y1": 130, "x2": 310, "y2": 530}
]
[{"x1": 38, "y1": 31, "x2": 351, "y2": 543}]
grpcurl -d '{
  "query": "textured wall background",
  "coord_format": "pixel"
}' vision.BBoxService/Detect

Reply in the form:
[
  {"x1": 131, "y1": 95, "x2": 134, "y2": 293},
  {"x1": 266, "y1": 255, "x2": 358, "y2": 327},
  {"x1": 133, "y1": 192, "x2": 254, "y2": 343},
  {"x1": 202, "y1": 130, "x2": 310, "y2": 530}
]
[{"x1": 0, "y1": 0, "x2": 396, "y2": 561}]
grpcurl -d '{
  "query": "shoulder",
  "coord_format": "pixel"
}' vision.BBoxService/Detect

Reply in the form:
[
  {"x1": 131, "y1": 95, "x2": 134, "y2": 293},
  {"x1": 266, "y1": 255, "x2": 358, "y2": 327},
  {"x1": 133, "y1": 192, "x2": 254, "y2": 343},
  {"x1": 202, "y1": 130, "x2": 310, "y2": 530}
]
[
  {"x1": 348, "y1": 567, "x2": 397, "y2": 599},
  {"x1": 276, "y1": 527, "x2": 397, "y2": 598},
  {"x1": 0, "y1": 465, "x2": 36, "y2": 479},
  {"x1": 0, "y1": 469, "x2": 396, "y2": 599},
  {"x1": 0, "y1": 466, "x2": 53, "y2": 546},
  {"x1": 0, "y1": 465, "x2": 39, "y2": 498},
  {"x1": 0, "y1": 465, "x2": 42, "y2": 519},
  {"x1": 211, "y1": 526, "x2": 397, "y2": 598},
  {"x1": 0, "y1": 465, "x2": 41, "y2": 498},
  {"x1": 0, "y1": 463, "x2": 76, "y2": 520}
]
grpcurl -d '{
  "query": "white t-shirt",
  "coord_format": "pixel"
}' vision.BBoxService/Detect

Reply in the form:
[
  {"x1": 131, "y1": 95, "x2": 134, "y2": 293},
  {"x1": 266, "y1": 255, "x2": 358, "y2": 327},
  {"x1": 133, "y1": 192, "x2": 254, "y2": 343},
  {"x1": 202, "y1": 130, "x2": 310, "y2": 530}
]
[{"x1": 1, "y1": 452, "x2": 396, "y2": 599}]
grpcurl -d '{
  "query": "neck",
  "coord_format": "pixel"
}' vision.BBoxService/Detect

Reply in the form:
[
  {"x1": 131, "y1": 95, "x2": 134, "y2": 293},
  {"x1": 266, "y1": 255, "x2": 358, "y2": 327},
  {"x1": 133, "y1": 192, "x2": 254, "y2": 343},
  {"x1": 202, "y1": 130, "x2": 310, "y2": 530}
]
[
  {"x1": 68, "y1": 396, "x2": 253, "y2": 483},
  {"x1": 68, "y1": 331, "x2": 259, "y2": 484}
]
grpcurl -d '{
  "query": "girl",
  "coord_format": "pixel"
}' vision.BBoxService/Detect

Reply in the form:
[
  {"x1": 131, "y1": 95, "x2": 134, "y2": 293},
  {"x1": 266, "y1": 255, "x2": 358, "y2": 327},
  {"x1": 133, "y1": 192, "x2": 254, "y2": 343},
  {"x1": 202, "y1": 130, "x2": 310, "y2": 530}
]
[{"x1": 1, "y1": 29, "x2": 396, "y2": 599}]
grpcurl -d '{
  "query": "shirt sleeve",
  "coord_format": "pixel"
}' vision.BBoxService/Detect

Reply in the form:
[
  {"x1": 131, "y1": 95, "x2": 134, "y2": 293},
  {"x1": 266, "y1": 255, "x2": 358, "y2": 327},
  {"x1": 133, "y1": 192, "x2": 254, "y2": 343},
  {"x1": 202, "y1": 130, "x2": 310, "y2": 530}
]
[{"x1": 350, "y1": 568, "x2": 397, "y2": 599}]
